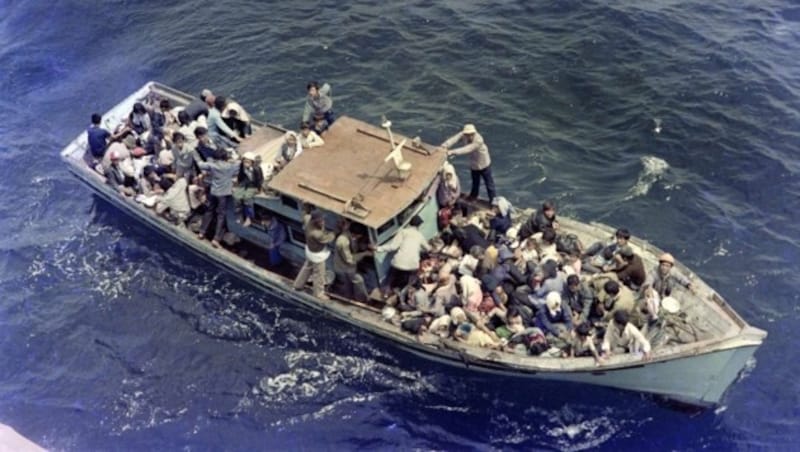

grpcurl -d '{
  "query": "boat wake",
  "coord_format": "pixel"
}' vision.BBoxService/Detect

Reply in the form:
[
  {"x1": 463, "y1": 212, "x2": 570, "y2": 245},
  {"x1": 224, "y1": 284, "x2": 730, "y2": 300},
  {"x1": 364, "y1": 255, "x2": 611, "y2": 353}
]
[{"x1": 623, "y1": 155, "x2": 670, "y2": 201}]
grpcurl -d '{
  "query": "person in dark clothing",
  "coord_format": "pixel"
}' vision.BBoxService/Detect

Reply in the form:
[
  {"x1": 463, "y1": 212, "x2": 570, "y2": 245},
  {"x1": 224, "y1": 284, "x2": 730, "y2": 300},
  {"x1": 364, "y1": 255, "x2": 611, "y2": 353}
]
[
  {"x1": 183, "y1": 90, "x2": 211, "y2": 120},
  {"x1": 614, "y1": 246, "x2": 647, "y2": 290},
  {"x1": 85, "y1": 113, "x2": 126, "y2": 166},
  {"x1": 233, "y1": 152, "x2": 264, "y2": 227},
  {"x1": 562, "y1": 274, "x2": 595, "y2": 324},
  {"x1": 518, "y1": 201, "x2": 558, "y2": 240},
  {"x1": 452, "y1": 222, "x2": 490, "y2": 253},
  {"x1": 194, "y1": 126, "x2": 217, "y2": 161}
]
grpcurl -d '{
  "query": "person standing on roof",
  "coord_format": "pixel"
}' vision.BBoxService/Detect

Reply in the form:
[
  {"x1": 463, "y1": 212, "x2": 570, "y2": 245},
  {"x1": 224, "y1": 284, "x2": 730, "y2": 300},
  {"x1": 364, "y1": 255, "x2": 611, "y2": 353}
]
[
  {"x1": 302, "y1": 81, "x2": 334, "y2": 128},
  {"x1": 438, "y1": 123, "x2": 496, "y2": 202},
  {"x1": 293, "y1": 210, "x2": 336, "y2": 300}
]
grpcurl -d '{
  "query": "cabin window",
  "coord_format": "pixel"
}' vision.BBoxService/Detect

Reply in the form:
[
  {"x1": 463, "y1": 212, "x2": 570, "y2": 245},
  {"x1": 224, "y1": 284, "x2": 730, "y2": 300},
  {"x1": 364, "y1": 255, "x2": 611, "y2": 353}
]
[
  {"x1": 281, "y1": 195, "x2": 299, "y2": 210},
  {"x1": 289, "y1": 227, "x2": 306, "y2": 244},
  {"x1": 377, "y1": 218, "x2": 395, "y2": 236}
]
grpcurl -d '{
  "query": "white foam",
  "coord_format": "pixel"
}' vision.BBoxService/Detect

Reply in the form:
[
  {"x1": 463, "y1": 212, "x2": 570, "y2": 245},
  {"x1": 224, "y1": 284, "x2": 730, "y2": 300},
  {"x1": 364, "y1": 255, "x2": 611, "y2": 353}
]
[{"x1": 624, "y1": 155, "x2": 670, "y2": 201}]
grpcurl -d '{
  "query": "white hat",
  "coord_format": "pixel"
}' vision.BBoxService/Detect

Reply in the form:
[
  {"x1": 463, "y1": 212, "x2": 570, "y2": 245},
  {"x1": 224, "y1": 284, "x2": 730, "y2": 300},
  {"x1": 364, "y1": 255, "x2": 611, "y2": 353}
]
[
  {"x1": 381, "y1": 306, "x2": 397, "y2": 322},
  {"x1": 661, "y1": 296, "x2": 680, "y2": 314},
  {"x1": 462, "y1": 123, "x2": 477, "y2": 134},
  {"x1": 242, "y1": 152, "x2": 257, "y2": 161},
  {"x1": 201, "y1": 89, "x2": 213, "y2": 99},
  {"x1": 546, "y1": 291, "x2": 562, "y2": 311}
]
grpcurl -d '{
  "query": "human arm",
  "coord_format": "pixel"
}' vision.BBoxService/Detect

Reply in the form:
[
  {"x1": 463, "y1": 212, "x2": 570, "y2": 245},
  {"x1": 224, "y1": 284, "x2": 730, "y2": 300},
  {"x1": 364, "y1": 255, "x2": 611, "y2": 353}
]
[
  {"x1": 376, "y1": 230, "x2": 404, "y2": 254},
  {"x1": 628, "y1": 324, "x2": 652, "y2": 358},
  {"x1": 439, "y1": 132, "x2": 463, "y2": 150},
  {"x1": 306, "y1": 130, "x2": 325, "y2": 148},
  {"x1": 447, "y1": 140, "x2": 481, "y2": 157}
]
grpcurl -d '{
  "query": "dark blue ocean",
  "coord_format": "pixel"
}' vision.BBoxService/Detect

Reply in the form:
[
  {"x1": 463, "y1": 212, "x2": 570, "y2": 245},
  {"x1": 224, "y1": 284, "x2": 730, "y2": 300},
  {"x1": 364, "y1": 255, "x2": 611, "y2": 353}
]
[{"x1": 1, "y1": 0, "x2": 798, "y2": 450}]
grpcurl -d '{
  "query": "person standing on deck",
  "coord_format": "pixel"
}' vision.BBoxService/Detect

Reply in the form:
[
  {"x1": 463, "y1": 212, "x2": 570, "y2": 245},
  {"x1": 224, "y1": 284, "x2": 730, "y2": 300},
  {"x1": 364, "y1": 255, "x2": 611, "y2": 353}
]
[
  {"x1": 293, "y1": 210, "x2": 336, "y2": 300},
  {"x1": 333, "y1": 219, "x2": 371, "y2": 302},
  {"x1": 195, "y1": 149, "x2": 241, "y2": 248},
  {"x1": 372, "y1": 215, "x2": 431, "y2": 296},
  {"x1": 438, "y1": 124, "x2": 496, "y2": 202}
]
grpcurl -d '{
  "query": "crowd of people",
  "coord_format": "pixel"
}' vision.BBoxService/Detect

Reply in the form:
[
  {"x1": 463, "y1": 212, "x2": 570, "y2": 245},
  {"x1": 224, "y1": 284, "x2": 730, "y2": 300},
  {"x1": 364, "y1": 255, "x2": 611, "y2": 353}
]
[
  {"x1": 84, "y1": 82, "x2": 333, "y2": 249},
  {"x1": 86, "y1": 82, "x2": 694, "y2": 365}
]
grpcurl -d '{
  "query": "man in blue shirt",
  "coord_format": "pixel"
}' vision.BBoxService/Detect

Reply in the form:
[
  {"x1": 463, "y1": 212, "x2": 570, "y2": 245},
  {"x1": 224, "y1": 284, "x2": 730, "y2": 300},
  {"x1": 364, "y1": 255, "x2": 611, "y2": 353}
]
[{"x1": 86, "y1": 113, "x2": 125, "y2": 166}]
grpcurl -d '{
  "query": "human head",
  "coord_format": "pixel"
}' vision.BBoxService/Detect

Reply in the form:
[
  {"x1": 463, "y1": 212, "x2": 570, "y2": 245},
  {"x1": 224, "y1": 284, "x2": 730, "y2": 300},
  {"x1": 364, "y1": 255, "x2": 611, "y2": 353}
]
[
  {"x1": 91, "y1": 113, "x2": 102, "y2": 125},
  {"x1": 307, "y1": 81, "x2": 320, "y2": 97},
  {"x1": 200, "y1": 89, "x2": 213, "y2": 101},
  {"x1": 172, "y1": 131, "x2": 185, "y2": 145},
  {"x1": 604, "y1": 280, "x2": 620, "y2": 297},
  {"x1": 462, "y1": 123, "x2": 477, "y2": 135},
  {"x1": 615, "y1": 228, "x2": 631, "y2": 246},
  {"x1": 566, "y1": 274, "x2": 580, "y2": 292},
  {"x1": 178, "y1": 110, "x2": 191, "y2": 126},
  {"x1": 659, "y1": 253, "x2": 675, "y2": 274},
  {"x1": 158, "y1": 178, "x2": 174, "y2": 192},
  {"x1": 194, "y1": 126, "x2": 208, "y2": 141},
  {"x1": 576, "y1": 322, "x2": 591, "y2": 337},
  {"x1": 159, "y1": 99, "x2": 171, "y2": 111},
  {"x1": 613, "y1": 309, "x2": 630, "y2": 327},
  {"x1": 109, "y1": 150, "x2": 120, "y2": 163},
  {"x1": 286, "y1": 133, "x2": 297, "y2": 144},
  {"x1": 409, "y1": 215, "x2": 423, "y2": 227},
  {"x1": 213, "y1": 96, "x2": 227, "y2": 111},
  {"x1": 542, "y1": 201, "x2": 556, "y2": 218},
  {"x1": 310, "y1": 209, "x2": 325, "y2": 225},
  {"x1": 132, "y1": 102, "x2": 146, "y2": 115}
]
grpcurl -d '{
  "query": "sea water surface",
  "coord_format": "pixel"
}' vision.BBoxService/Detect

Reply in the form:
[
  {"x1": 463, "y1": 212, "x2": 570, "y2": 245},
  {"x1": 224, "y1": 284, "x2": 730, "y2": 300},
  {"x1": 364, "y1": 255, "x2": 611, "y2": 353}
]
[{"x1": 1, "y1": 1, "x2": 799, "y2": 450}]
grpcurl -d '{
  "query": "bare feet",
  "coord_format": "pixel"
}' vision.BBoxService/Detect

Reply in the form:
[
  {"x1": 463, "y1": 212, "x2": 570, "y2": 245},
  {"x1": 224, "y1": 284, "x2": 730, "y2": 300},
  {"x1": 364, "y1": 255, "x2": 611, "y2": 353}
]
[
  {"x1": 211, "y1": 240, "x2": 221, "y2": 248},
  {"x1": 196, "y1": 233, "x2": 204, "y2": 240},
  {"x1": 243, "y1": 218, "x2": 251, "y2": 227}
]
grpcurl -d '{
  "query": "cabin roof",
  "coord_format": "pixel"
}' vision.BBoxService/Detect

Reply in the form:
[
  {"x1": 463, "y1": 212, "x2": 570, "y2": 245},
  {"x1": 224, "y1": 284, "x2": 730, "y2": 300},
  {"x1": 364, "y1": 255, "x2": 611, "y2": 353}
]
[{"x1": 267, "y1": 116, "x2": 448, "y2": 228}]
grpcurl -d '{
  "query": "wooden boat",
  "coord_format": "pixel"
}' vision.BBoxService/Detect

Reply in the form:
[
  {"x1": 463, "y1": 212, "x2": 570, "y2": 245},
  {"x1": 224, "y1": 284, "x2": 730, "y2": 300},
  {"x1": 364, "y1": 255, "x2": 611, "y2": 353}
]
[{"x1": 60, "y1": 82, "x2": 766, "y2": 407}]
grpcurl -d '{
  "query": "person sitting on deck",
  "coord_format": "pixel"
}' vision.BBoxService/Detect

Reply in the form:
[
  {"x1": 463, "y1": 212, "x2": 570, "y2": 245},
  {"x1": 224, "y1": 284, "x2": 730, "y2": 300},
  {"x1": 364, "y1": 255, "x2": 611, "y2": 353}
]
[
  {"x1": 194, "y1": 127, "x2": 217, "y2": 162},
  {"x1": 105, "y1": 150, "x2": 137, "y2": 197},
  {"x1": 488, "y1": 196, "x2": 513, "y2": 237},
  {"x1": 611, "y1": 245, "x2": 647, "y2": 290},
  {"x1": 602, "y1": 309, "x2": 651, "y2": 360},
  {"x1": 298, "y1": 121, "x2": 325, "y2": 148},
  {"x1": 153, "y1": 98, "x2": 178, "y2": 133},
  {"x1": 170, "y1": 132, "x2": 199, "y2": 180},
  {"x1": 138, "y1": 165, "x2": 164, "y2": 199},
  {"x1": 592, "y1": 279, "x2": 636, "y2": 324},
  {"x1": 332, "y1": 218, "x2": 371, "y2": 302},
  {"x1": 582, "y1": 243, "x2": 616, "y2": 274},
  {"x1": 528, "y1": 259, "x2": 565, "y2": 309},
  {"x1": 206, "y1": 96, "x2": 241, "y2": 149},
  {"x1": 176, "y1": 110, "x2": 200, "y2": 152},
  {"x1": 438, "y1": 123, "x2": 495, "y2": 202},
  {"x1": 562, "y1": 274, "x2": 595, "y2": 325},
  {"x1": 260, "y1": 214, "x2": 287, "y2": 268},
  {"x1": 518, "y1": 201, "x2": 559, "y2": 241},
  {"x1": 128, "y1": 102, "x2": 152, "y2": 136},
  {"x1": 538, "y1": 227, "x2": 561, "y2": 264},
  {"x1": 277, "y1": 131, "x2": 303, "y2": 166},
  {"x1": 535, "y1": 291, "x2": 573, "y2": 349},
  {"x1": 436, "y1": 162, "x2": 461, "y2": 210},
  {"x1": 583, "y1": 228, "x2": 631, "y2": 268},
  {"x1": 570, "y1": 322, "x2": 604, "y2": 365},
  {"x1": 453, "y1": 322, "x2": 503, "y2": 349},
  {"x1": 372, "y1": 215, "x2": 430, "y2": 297},
  {"x1": 302, "y1": 81, "x2": 335, "y2": 127},
  {"x1": 644, "y1": 252, "x2": 693, "y2": 298},
  {"x1": 222, "y1": 98, "x2": 252, "y2": 138},
  {"x1": 155, "y1": 177, "x2": 191, "y2": 225},
  {"x1": 85, "y1": 113, "x2": 126, "y2": 167},
  {"x1": 293, "y1": 209, "x2": 336, "y2": 300},
  {"x1": 233, "y1": 152, "x2": 263, "y2": 227},
  {"x1": 183, "y1": 89, "x2": 211, "y2": 121},
  {"x1": 195, "y1": 148, "x2": 242, "y2": 248}
]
